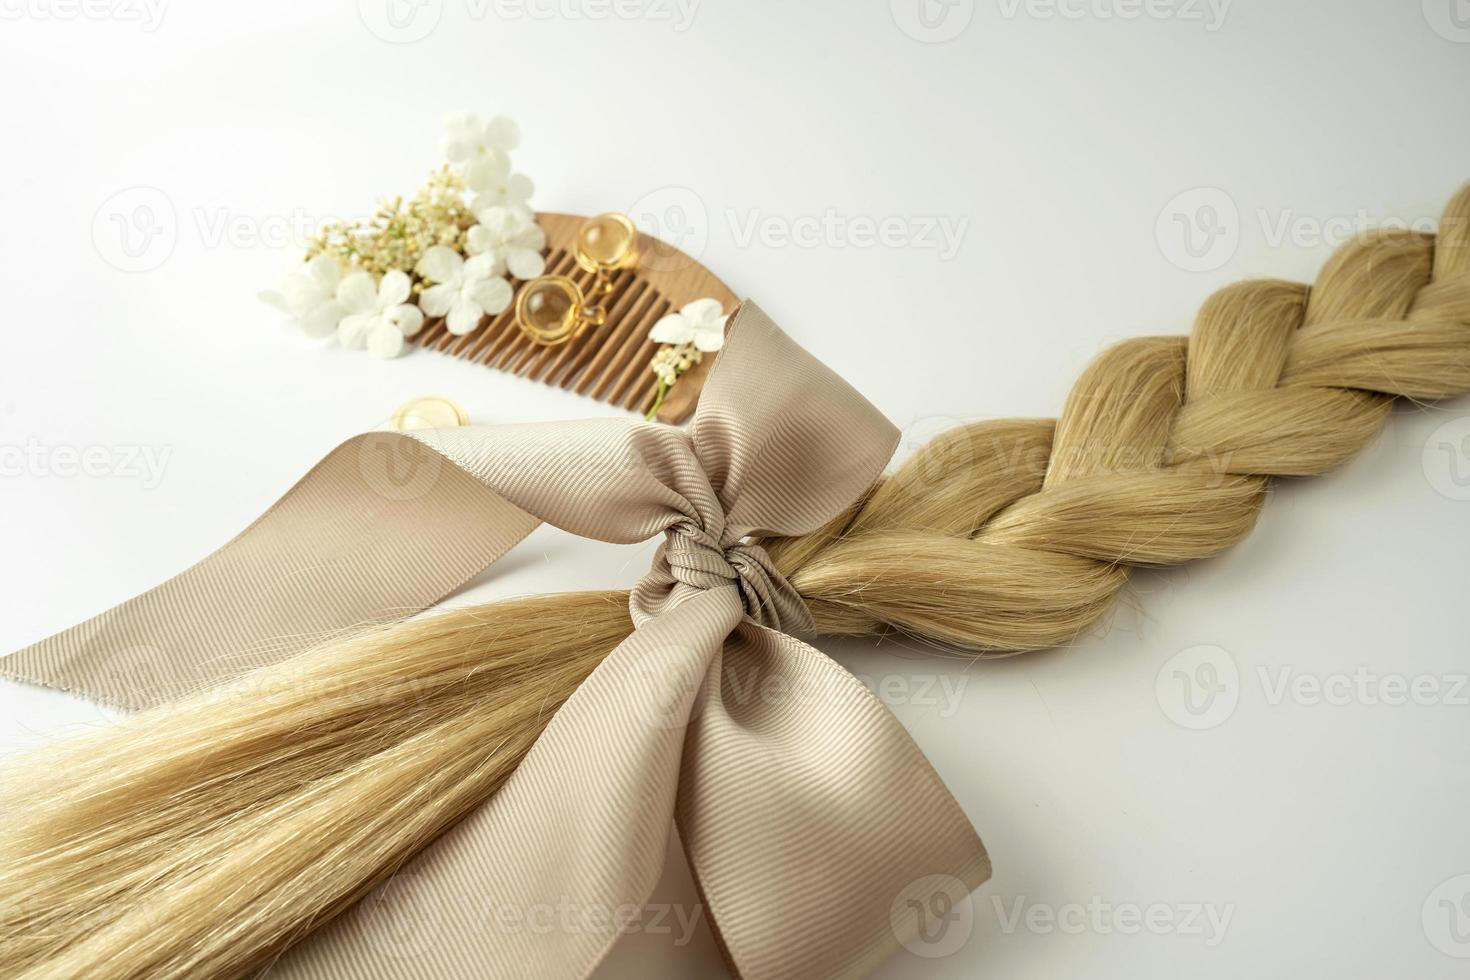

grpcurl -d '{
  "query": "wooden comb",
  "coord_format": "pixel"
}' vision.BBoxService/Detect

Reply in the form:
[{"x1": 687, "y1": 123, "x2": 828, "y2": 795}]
[{"x1": 412, "y1": 212, "x2": 736, "y2": 424}]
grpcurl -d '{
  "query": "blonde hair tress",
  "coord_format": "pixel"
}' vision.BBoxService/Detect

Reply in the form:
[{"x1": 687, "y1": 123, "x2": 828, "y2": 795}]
[{"x1": 4, "y1": 184, "x2": 1469, "y2": 978}]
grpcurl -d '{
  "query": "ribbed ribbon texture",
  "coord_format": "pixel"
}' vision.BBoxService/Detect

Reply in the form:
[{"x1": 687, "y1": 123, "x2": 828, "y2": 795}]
[{"x1": 2, "y1": 301, "x2": 990, "y2": 979}]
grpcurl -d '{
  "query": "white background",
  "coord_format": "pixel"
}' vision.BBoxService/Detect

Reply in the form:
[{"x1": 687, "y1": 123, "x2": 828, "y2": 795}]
[{"x1": 2, "y1": 0, "x2": 1470, "y2": 977}]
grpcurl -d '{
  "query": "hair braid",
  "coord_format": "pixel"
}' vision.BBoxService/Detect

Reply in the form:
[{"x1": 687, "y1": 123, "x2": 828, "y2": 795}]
[{"x1": 775, "y1": 183, "x2": 1470, "y2": 653}]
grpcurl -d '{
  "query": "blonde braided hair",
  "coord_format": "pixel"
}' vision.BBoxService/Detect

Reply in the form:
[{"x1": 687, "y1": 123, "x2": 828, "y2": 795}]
[
  {"x1": 775, "y1": 182, "x2": 1470, "y2": 651},
  {"x1": 3, "y1": 184, "x2": 1468, "y2": 978}
]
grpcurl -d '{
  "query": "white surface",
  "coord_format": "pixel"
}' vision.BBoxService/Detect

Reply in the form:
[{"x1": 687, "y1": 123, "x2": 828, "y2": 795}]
[{"x1": 2, "y1": 1, "x2": 1469, "y2": 977}]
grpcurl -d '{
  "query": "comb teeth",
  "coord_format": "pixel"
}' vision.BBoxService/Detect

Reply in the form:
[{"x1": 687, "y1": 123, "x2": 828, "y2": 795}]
[{"x1": 413, "y1": 212, "x2": 736, "y2": 423}]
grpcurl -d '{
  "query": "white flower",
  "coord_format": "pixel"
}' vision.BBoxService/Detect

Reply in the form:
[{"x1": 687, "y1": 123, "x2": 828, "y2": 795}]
[
  {"x1": 415, "y1": 244, "x2": 512, "y2": 336},
  {"x1": 336, "y1": 269, "x2": 425, "y2": 359},
  {"x1": 443, "y1": 112, "x2": 519, "y2": 190},
  {"x1": 649, "y1": 298, "x2": 728, "y2": 352},
  {"x1": 465, "y1": 206, "x2": 546, "y2": 280},
  {"x1": 258, "y1": 254, "x2": 345, "y2": 338},
  {"x1": 467, "y1": 167, "x2": 534, "y2": 217}
]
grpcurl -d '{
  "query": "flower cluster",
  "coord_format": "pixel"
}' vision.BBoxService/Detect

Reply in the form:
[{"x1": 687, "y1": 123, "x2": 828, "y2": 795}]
[
  {"x1": 644, "y1": 298, "x2": 727, "y2": 418},
  {"x1": 261, "y1": 113, "x2": 546, "y2": 357}
]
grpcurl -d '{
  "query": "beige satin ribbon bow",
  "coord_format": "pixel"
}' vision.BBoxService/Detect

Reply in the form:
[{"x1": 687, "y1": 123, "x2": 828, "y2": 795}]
[{"x1": 3, "y1": 302, "x2": 990, "y2": 979}]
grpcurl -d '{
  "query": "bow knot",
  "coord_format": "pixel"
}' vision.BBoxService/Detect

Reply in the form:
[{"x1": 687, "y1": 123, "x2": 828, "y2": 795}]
[{"x1": 655, "y1": 527, "x2": 813, "y2": 634}]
